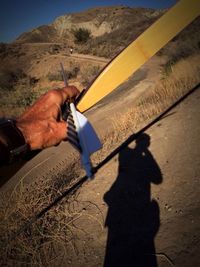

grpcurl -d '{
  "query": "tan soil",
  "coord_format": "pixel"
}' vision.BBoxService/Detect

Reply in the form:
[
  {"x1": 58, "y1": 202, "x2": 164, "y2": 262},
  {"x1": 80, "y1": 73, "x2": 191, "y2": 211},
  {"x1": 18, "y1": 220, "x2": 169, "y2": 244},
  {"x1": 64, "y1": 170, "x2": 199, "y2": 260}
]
[
  {"x1": 1, "y1": 56, "x2": 199, "y2": 267},
  {"x1": 63, "y1": 86, "x2": 200, "y2": 267}
]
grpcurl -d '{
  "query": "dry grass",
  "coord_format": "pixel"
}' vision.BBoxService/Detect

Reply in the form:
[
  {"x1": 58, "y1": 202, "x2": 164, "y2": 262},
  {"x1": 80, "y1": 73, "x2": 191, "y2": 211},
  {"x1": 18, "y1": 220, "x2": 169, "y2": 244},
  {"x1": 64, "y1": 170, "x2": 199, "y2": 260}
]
[
  {"x1": 0, "y1": 87, "x2": 47, "y2": 118},
  {"x1": 80, "y1": 64, "x2": 101, "y2": 86},
  {"x1": 0, "y1": 60, "x2": 101, "y2": 117},
  {"x1": 92, "y1": 54, "x2": 200, "y2": 163},
  {"x1": 0, "y1": 54, "x2": 200, "y2": 265},
  {"x1": 0, "y1": 158, "x2": 96, "y2": 266}
]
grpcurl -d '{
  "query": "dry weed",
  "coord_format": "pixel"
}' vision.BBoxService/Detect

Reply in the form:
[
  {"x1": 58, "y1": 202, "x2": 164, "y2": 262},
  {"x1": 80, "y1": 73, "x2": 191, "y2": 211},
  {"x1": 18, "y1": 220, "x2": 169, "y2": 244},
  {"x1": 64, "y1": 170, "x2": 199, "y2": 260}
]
[
  {"x1": 0, "y1": 156, "x2": 104, "y2": 266},
  {"x1": 92, "y1": 54, "x2": 200, "y2": 164}
]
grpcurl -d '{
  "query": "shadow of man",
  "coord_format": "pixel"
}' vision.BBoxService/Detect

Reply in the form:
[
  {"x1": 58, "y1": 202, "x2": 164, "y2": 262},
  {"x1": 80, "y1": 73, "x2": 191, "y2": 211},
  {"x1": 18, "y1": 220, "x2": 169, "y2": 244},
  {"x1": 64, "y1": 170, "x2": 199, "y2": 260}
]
[{"x1": 103, "y1": 133, "x2": 162, "y2": 267}]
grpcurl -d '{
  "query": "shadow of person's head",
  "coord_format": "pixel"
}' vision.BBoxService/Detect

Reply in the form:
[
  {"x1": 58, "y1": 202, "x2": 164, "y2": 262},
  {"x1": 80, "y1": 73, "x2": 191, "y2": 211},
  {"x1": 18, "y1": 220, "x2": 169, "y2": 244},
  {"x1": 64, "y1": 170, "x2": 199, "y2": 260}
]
[
  {"x1": 135, "y1": 133, "x2": 150, "y2": 149},
  {"x1": 119, "y1": 133, "x2": 151, "y2": 166},
  {"x1": 118, "y1": 132, "x2": 162, "y2": 185}
]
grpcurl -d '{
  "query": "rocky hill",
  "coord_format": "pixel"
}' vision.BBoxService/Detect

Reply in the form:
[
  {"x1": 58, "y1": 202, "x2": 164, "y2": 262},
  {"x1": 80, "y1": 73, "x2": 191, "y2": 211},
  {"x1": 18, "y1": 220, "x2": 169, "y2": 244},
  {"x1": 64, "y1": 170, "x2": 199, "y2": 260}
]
[
  {"x1": 0, "y1": 6, "x2": 165, "y2": 102},
  {"x1": 15, "y1": 6, "x2": 164, "y2": 47},
  {"x1": 0, "y1": 5, "x2": 199, "y2": 118}
]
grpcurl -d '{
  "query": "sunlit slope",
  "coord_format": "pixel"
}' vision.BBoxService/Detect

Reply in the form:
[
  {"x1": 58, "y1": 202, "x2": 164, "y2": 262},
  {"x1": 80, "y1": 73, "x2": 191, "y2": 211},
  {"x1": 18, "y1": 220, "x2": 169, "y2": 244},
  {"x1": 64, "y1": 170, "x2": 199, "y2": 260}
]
[{"x1": 77, "y1": 0, "x2": 200, "y2": 112}]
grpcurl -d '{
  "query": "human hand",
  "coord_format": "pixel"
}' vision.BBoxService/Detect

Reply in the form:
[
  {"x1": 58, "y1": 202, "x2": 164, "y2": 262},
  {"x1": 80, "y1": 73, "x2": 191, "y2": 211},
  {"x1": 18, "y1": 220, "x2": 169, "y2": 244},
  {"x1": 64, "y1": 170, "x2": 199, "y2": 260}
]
[{"x1": 16, "y1": 86, "x2": 79, "y2": 150}]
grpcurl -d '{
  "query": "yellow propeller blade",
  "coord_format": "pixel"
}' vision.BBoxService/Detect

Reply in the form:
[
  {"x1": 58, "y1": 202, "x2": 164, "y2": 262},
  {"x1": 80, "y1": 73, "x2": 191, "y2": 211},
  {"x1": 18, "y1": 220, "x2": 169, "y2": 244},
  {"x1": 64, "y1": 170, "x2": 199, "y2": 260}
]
[{"x1": 77, "y1": 0, "x2": 200, "y2": 112}]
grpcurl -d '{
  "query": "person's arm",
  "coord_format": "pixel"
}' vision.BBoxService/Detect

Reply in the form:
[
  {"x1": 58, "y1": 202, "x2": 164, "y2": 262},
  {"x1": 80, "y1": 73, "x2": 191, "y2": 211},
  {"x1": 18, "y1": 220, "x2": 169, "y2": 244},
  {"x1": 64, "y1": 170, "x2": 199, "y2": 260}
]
[{"x1": 0, "y1": 86, "x2": 79, "y2": 163}]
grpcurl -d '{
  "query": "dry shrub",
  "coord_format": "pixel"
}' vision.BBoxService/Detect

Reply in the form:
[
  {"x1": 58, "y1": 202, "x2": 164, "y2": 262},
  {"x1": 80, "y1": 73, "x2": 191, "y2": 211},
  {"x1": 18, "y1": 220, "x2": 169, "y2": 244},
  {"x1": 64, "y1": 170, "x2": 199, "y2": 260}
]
[
  {"x1": 47, "y1": 71, "x2": 63, "y2": 82},
  {"x1": 80, "y1": 64, "x2": 100, "y2": 86},
  {"x1": 0, "y1": 154, "x2": 104, "y2": 266},
  {"x1": 92, "y1": 54, "x2": 200, "y2": 164},
  {"x1": 47, "y1": 66, "x2": 80, "y2": 82},
  {"x1": 115, "y1": 55, "x2": 200, "y2": 131},
  {"x1": 0, "y1": 87, "x2": 40, "y2": 117},
  {"x1": 72, "y1": 28, "x2": 91, "y2": 44}
]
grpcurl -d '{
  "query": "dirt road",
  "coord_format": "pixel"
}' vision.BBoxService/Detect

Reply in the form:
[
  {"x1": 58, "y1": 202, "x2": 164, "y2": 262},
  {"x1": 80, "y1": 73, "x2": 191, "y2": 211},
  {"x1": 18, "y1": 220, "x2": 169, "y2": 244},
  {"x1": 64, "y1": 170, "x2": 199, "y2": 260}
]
[
  {"x1": 64, "y1": 87, "x2": 200, "y2": 267},
  {"x1": 70, "y1": 53, "x2": 109, "y2": 63}
]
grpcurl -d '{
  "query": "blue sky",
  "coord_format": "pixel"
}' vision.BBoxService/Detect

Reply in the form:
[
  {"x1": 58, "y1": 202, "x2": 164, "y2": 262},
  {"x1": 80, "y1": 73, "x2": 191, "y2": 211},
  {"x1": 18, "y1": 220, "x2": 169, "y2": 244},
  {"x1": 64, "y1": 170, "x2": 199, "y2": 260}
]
[{"x1": 0, "y1": 0, "x2": 177, "y2": 43}]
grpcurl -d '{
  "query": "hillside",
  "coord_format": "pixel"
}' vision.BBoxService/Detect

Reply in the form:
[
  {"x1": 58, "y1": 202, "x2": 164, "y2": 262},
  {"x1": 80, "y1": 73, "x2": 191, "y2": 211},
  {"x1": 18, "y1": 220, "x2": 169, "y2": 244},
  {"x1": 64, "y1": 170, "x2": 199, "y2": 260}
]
[
  {"x1": 15, "y1": 6, "x2": 163, "y2": 46},
  {"x1": 0, "y1": 6, "x2": 199, "y2": 118},
  {"x1": 14, "y1": 6, "x2": 165, "y2": 58},
  {"x1": 0, "y1": 6, "x2": 163, "y2": 116}
]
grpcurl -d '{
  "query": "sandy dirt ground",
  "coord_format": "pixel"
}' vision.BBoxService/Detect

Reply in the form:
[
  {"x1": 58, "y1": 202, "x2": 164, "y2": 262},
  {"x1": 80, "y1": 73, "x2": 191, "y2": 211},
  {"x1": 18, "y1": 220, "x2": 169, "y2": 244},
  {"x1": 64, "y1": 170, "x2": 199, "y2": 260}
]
[
  {"x1": 0, "y1": 56, "x2": 199, "y2": 267},
  {"x1": 62, "y1": 87, "x2": 200, "y2": 267}
]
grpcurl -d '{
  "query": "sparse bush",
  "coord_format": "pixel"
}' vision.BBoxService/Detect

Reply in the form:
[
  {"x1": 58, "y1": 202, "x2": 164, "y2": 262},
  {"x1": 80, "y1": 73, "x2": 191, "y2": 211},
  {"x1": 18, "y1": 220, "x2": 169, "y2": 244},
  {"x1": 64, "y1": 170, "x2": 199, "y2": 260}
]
[
  {"x1": 47, "y1": 71, "x2": 63, "y2": 82},
  {"x1": 161, "y1": 59, "x2": 177, "y2": 79},
  {"x1": 47, "y1": 66, "x2": 80, "y2": 82},
  {"x1": 16, "y1": 90, "x2": 39, "y2": 107},
  {"x1": 0, "y1": 87, "x2": 39, "y2": 117},
  {"x1": 49, "y1": 44, "x2": 61, "y2": 54},
  {"x1": 66, "y1": 66, "x2": 80, "y2": 79},
  {"x1": 81, "y1": 64, "x2": 100, "y2": 86},
  {"x1": 29, "y1": 76, "x2": 40, "y2": 86},
  {"x1": 73, "y1": 27, "x2": 91, "y2": 43},
  {"x1": 0, "y1": 68, "x2": 26, "y2": 90}
]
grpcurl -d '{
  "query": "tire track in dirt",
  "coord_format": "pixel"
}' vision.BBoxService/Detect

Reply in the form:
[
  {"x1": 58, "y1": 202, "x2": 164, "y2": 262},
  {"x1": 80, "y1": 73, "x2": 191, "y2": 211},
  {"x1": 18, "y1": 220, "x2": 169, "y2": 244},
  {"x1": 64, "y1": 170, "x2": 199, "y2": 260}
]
[{"x1": 69, "y1": 53, "x2": 109, "y2": 64}]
